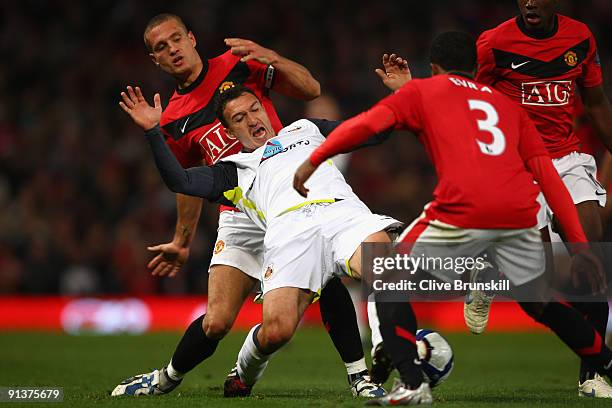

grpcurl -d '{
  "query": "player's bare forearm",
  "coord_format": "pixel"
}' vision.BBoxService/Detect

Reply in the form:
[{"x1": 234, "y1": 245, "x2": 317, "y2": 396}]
[
  {"x1": 225, "y1": 37, "x2": 320, "y2": 100},
  {"x1": 582, "y1": 85, "x2": 612, "y2": 153},
  {"x1": 173, "y1": 193, "x2": 203, "y2": 247},
  {"x1": 272, "y1": 56, "x2": 320, "y2": 101}
]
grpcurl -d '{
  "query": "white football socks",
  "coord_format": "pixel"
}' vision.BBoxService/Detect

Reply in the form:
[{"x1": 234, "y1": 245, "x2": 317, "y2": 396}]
[
  {"x1": 166, "y1": 361, "x2": 184, "y2": 381},
  {"x1": 345, "y1": 357, "x2": 368, "y2": 377},
  {"x1": 236, "y1": 324, "x2": 273, "y2": 386}
]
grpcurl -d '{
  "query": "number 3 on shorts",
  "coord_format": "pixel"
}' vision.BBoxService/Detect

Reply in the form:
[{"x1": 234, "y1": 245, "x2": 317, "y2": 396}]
[{"x1": 468, "y1": 99, "x2": 506, "y2": 156}]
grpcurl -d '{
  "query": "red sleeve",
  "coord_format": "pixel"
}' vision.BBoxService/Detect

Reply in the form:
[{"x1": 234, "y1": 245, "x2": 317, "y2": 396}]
[
  {"x1": 518, "y1": 109, "x2": 549, "y2": 163},
  {"x1": 378, "y1": 81, "x2": 423, "y2": 131},
  {"x1": 526, "y1": 156, "x2": 588, "y2": 248},
  {"x1": 475, "y1": 31, "x2": 497, "y2": 85},
  {"x1": 579, "y1": 31, "x2": 603, "y2": 88},
  {"x1": 309, "y1": 104, "x2": 397, "y2": 167}
]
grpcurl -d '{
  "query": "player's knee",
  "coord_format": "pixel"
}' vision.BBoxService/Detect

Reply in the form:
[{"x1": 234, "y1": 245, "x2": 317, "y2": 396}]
[
  {"x1": 260, "y1": 319, "x2": 296, "y2": 351},
  {"x1": 202, "y1": 314, "x2": 233, "y2": 339}
]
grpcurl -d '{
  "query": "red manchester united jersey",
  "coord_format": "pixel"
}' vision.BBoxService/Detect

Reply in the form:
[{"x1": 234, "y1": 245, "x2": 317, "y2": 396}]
[
  {"x1": 160, "y1": 50, "x2": 283, "y2": 168},
  {"x1": 380, "y1": 74, "x2": 548, "y2": 229},
  {"x1": 476, "y1": 14, "x2": 602, "y2": 158}
]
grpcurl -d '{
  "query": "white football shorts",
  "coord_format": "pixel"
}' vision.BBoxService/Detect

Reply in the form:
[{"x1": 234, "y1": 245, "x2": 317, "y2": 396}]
[
  {"x1": 399, "y1": 216, "x2": 545, "y2": 286},
  {"x1": 537, "y1": 152, "x2": 606, "y2": 230},
  {"x1": 260, "y1": 199, "x2": 402, "y2": 297},
  {"x1": 209, "y1": 210, "x2": 265, "y2": 280}
]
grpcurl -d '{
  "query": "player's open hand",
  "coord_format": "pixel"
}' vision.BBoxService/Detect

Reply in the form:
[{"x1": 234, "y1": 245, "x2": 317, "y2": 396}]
[
  {"x1": 375, "y1": 53, "x2": 412, "y2": 91},
  {"x1": 570, "y1": 248, "x2": 607, "y2": 295},
  {"x1": 119, "y1": 86, "x2": 162, "y2": 131},
  {"x1": 225, "y1": 38, "x2": 279, "y2": 65},
  {"x1": 146, "y1": 241, "x2": 190, "y2": 278},
  {"x1": 293, "y1": 159, "x2": 317, "y2": 198}
]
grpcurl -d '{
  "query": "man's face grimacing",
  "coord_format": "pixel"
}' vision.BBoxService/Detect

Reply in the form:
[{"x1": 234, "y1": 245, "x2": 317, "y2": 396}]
[
  {"x1": 146, "y1": 18, "x2": 199, "y2": 77},
  {"x1": 517, "y1": 0, "x2": 558, "y2": 30},
  {"x1": 223, "y1": 92, "x2": 276, "y2": 152}
]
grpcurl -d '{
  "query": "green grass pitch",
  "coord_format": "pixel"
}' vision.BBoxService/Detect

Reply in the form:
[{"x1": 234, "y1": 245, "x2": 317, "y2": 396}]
[{"x1": 0, "y1": 328, "x2": 608, "y2": 407}]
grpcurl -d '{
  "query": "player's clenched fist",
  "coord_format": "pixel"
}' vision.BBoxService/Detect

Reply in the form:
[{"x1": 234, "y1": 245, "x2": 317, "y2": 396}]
[
  {"x1": 225, "y1": 38, "x2": 279, "y2": 65},
  {"x1": 119, "y1": 86, "x2": 162, "y2": 131}
]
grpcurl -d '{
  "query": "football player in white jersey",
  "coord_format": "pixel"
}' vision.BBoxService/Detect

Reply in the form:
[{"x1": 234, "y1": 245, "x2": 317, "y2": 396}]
[{"x1": 119, "y1": 83, "x2": 405, "y2": 396}]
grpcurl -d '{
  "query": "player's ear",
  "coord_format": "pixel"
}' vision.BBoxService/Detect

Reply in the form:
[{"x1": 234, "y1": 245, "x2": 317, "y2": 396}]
[
  {"x1": 149, "y1": 53, "x2": 160, "y2": 66},
  {"x1": 188, "y1": 31, "x2": 196, "y2": 48},
  {"x1": 225, "y1": 126, "x2": 238, "y2": 141},
  {"x1": 431, "y1": 63, "x2": 443, "y2": 76}
]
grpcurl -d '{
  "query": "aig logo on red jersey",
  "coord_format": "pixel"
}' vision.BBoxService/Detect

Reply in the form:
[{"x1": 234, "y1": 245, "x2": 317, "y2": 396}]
[
  {"x1": 198, "y1": 122, "x2": 239, "y2": 164},
  {"x1": 521, "y1": 80, "x2": 572, "y2": 107}
]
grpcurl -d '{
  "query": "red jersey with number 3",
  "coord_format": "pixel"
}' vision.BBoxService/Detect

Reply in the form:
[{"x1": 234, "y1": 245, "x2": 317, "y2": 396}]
[
  {"x1": 159, "y1": 50, "x2": 283, "y2": 211},
  {"x1": 476, "y1": 15, "x2": 603, "y2": 158},
  {"x1": 379, "y1": 74, "x2": 548, "y2": 229}
]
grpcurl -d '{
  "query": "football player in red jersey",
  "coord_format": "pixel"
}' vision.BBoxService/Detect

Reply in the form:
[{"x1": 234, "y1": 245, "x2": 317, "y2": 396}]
[
  {"x1": 111, "y1": 13, "x2": 384, "y2": 398},
  {"x1": 294, "y1": 31, "x2": 612, "y2": 405},
  {"x1": 466, "y1": 0, "x2": 612, "y2": 396}
]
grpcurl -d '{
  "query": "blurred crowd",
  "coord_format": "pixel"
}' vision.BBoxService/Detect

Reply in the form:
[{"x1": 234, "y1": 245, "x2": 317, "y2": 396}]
[{"x1": 1, "y1": 0, "x2": 611, "y2": 294}]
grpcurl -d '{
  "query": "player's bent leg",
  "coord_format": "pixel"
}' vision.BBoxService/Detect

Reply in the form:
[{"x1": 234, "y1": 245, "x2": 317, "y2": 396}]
[
  {"x1": 320, "y1": 278, "x2": 386, "y2": 397},
  {"x1": 204, "y1": 264, "x2": 258, "y2": 339},
  {"x1": 111, "y1": 265, "x2": 256, "y2": 397},
  {"x1": 367, "y1": 301, "x2": 431, "y2": 406},
  {"x1": 517, "y1": 298, "x2": 612, "y2": 398},
  {"x1": 225, "y1": 287, "x2": 313, "y2": 397},
  {"x1": 557, "y1": 200, "x2": 610, "y2": 391},
  {"x1": 347, "y1": 230, "x2": 392, "y2": 280}
]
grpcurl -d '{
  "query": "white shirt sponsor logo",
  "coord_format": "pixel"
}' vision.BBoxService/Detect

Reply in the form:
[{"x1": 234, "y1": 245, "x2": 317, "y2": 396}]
[{"x1": 521, "y1": 80, "x2": 572, "y2": 106}]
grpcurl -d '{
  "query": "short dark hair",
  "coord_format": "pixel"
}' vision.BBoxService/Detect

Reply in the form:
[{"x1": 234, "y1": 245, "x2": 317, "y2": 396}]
[
  {"x1": 215, "y1": 85, "x2": 259, "y2": 127},
  {"x1": 143, "y1": 13, "x2": 189, "y2": 51},
  {"x1": 430, "y1": 31, "x2": 477, "y2": 73}
]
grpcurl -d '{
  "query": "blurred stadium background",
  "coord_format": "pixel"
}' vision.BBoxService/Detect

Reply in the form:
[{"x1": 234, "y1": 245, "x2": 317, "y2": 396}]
[{"x1": 1, "y1": 0, "x2": 611, "y2": 333}]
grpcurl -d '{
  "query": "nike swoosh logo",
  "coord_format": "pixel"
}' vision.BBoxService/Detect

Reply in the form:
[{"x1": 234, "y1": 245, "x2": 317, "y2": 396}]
[
  {"x1": 511, "y1": 61, "x2": 530, "y2": 70},
  {"x1": 181, "y1": 117, "x2": 190, "y2": 133},
  {"x1": 604, "y1": 359, "x2": 612, "y2": 370}
]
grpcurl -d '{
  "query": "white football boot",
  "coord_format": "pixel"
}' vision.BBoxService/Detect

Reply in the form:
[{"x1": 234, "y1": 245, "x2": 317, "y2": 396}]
[
  {"x1": 578, "y1": 374, "x2": 612, "y2": 398},
  {"x1": 110, "y1": 367, "x2": 181, "y2": 396},
  {"x1": 463, "y1": 263, "x2": 495, "y2": 334},
  {"x1": 350, "y1": 372, "x2": 387, "y2": 397},
  {"x1": 365, "y1": 379, "x2": 432, "y2": 405}
]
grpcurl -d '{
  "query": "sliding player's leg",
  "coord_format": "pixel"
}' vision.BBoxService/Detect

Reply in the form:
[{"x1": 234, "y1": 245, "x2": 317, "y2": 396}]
[
  {"x1": 111, "y1": 264, "x2": 257, "y2": 396},
  {"x1": 225, "y1": 287, "x2": 313, "y2": 396}
]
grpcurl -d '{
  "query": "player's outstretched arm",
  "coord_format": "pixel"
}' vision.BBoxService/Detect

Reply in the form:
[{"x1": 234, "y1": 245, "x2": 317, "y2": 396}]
[
  {"x1": 120, "y1": 86, "x2": 202, "y2": 278},
  {"x1": 293, "y1": 104, "x2": 396, "y2": 197},
  {"x1": 375, "y1": 53, "x2": 411, "y2": 91},
  {"x1": 119, "y1": 87, "x2": 233, "y2": 202},
  {"x1": 582, "y1": 85, "x2": 612, "y2": 154},
  {"x1": 225, "y1": 38, "x2": 320, "y2": 100}
]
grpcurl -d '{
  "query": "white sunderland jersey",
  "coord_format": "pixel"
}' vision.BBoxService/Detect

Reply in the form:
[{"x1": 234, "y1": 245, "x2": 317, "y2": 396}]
[
  {"x1": 221, "y1": 119, "x2": 362, "y2": 230},
  {"x1": 145, "y1": 118, "x2": 391, "y2": 231}
]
